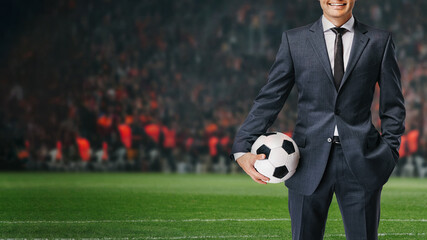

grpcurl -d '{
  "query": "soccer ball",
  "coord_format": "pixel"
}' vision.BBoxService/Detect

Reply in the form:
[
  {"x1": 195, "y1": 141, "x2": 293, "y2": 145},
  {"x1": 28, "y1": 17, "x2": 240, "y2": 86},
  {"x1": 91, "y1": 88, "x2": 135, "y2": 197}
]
[{"x1": 251, "y1": 132, "x2": 300, "y2": 183}]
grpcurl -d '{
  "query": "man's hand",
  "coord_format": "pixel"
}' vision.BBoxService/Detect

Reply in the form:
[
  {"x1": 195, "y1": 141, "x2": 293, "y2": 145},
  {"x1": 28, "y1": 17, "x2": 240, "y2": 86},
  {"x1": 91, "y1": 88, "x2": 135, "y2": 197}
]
[{"x1": 236, "y1": 153, "x2": 270, "y2": 184}]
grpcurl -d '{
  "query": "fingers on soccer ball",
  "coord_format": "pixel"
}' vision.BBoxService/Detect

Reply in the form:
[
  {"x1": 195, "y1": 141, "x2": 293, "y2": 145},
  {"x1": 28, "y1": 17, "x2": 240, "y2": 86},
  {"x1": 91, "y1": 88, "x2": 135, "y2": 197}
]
[
  {"x1": 251, "y1": 169, "x2": 269, "y2": 182},
  {"x1": 251, "y1": 175, "x2": 267, "y2": 184}
]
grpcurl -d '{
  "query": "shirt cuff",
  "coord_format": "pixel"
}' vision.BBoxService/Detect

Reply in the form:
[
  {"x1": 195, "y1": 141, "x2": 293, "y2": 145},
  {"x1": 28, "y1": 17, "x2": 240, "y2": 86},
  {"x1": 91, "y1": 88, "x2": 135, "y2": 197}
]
[{"x1": 233, "y1": 152, "x2": 247, "y2": 161}]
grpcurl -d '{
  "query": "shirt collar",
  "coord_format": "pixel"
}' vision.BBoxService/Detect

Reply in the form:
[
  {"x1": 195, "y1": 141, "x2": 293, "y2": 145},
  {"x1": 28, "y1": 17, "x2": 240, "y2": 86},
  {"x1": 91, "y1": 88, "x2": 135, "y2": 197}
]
[{"x1": 322, "y1": 15, "x2": 355, "y2": 32}]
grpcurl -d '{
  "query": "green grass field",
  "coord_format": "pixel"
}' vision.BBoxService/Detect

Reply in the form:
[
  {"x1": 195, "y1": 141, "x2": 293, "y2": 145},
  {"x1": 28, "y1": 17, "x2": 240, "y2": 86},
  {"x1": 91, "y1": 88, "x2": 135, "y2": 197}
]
[{"x1": 0, "y1": 173, "x2": 425, "y2": 239}]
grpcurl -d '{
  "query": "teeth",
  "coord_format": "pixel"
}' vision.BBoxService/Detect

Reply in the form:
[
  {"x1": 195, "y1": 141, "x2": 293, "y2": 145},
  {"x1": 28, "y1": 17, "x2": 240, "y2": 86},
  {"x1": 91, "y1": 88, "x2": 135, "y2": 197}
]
[{"x1": 329, "y1": 3, "x2": 345, "y2": 6}]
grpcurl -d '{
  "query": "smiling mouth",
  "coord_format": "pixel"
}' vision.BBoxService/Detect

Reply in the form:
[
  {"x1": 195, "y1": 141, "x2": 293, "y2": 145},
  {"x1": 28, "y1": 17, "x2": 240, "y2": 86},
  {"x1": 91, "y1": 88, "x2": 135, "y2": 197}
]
[{"x1": 329, "y1": 3, "x2": 347, "y2": 6}]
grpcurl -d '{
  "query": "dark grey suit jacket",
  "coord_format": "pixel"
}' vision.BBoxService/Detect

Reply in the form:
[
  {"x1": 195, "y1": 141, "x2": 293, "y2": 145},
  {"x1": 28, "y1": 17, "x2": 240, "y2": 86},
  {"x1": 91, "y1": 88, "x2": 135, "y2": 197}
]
[{"x1": 231, "y1": 17, "x2": 405, "y2": 196}]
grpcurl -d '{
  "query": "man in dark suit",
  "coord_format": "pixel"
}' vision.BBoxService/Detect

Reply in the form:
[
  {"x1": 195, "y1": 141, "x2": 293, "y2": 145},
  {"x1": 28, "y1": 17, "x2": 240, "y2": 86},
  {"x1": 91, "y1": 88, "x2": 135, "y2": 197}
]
[{"x1": 231, "y1": 0, "x2": 405, "y2": 239}]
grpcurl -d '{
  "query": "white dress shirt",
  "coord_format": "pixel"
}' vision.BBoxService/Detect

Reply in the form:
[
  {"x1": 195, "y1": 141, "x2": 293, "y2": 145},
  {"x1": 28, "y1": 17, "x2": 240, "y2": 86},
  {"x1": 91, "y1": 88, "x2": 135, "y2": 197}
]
[
  {"x1": 322, "y1": 15, "x2": 355, "y2": 137},
  {"x1": 234, "y1": 15, "x2": 355, "y2": 161}
]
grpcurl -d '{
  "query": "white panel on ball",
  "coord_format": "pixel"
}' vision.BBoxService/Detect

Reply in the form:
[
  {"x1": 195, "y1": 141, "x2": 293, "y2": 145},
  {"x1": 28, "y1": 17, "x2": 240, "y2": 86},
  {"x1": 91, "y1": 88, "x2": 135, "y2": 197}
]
[
  {"x1": 254, "y1": 159, "x2": 279, "y2": 183},
  {"x1": 286, "y1": 152, "x2": 299, "y2": 171},
  {"x1": 268, "y1": 148, "x2": 288, "y2": 168},
  {"x1": 265, "y1": 133, "x2": 286, "y2": 148}
]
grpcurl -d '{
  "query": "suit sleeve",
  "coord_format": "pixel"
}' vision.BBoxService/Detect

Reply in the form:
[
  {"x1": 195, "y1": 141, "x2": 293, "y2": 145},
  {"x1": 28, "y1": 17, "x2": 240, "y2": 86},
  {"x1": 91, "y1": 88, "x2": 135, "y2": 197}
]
[
  {"x1": 231, "y1": 32, "x2": 295, "y2": 155},
  {"x1": 378, "y1": 33, "x2": 405, "y2": 157}
]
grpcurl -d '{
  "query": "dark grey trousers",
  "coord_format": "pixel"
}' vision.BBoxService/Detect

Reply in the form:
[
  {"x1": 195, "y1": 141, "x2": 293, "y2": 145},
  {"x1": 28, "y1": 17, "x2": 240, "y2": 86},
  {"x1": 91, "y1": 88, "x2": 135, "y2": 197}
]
[{"x1": 288, "y1": 144, "x2": 382, "y2": 240}]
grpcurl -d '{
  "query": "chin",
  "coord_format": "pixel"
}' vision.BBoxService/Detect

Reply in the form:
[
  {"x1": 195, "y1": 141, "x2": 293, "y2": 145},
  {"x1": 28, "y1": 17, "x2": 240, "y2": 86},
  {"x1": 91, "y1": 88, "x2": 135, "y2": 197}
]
[{"x1": 326, "y1": 10, "x2": 351, "y2": 19}]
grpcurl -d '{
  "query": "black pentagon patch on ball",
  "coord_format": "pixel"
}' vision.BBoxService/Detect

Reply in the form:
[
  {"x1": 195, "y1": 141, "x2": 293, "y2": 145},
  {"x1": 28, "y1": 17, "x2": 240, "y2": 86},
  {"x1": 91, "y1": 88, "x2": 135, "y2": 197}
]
[
  {"x1": 263, "y1": 132, "x2": 276, "y2": 136},
  {"x1": 256, "y1": 144, "x2": 271, "y2": 159},
  {"x1": 282, "y1": 140, "x2": 295, "y2": 154},
  {"x1": 273, "y1": 165, "x2": 289, "y2": 178}
]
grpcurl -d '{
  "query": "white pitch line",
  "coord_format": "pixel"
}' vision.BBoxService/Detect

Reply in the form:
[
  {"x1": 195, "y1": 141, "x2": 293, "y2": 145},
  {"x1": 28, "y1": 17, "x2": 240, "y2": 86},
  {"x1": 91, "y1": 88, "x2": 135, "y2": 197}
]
[
  {"x1": 379, "y1": 233, "x2": 426, "y2": 236},
  {"x1": 134, "y1": 235, "x2": 281, "y2": 239},
  {"x1": 381, "y1": 219, "x2": 427, "y2": 222},
  {"x1": 0, "y1": 218, "x2": 426, "y2": 224},
  {"x1": 2, "y1": 233, "x2": 425, "y2": 240},
  {"x1": 0, "y1": 219, "x2": 289, "y2": 224},
  {"x1": 324, "y1": 233, "x2": 426, "y2": 237}
]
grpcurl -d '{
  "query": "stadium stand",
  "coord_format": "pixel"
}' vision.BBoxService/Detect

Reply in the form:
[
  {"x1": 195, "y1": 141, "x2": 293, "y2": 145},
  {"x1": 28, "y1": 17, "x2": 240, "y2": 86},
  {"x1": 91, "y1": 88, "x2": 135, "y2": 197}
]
[{"x1": 0, "y1": 0, "x2": 426, "y2": 175}]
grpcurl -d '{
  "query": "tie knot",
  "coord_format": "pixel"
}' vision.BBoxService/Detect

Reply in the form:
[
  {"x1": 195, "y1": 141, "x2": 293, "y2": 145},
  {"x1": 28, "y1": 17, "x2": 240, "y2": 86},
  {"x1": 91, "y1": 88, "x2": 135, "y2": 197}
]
[{"x1": 331, "y1": 27, "x2": 347, "y2": 36}]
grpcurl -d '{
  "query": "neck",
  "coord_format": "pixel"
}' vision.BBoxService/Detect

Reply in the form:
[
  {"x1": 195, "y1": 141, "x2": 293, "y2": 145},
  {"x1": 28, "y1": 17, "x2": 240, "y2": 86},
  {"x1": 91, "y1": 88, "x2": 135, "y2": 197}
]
[{"x1": 324, "y1": 14, "x2": 352, "y2": 27}]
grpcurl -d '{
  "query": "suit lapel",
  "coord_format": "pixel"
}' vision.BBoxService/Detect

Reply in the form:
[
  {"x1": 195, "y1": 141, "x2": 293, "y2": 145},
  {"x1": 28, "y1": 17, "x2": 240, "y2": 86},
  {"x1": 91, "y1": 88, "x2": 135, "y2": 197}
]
[
  {"x1": 308, "y1": 18, "x2": 335, "y2": 88},
  {"x1": 339, "y1": 20, "x2": 369, "y2": 92}
]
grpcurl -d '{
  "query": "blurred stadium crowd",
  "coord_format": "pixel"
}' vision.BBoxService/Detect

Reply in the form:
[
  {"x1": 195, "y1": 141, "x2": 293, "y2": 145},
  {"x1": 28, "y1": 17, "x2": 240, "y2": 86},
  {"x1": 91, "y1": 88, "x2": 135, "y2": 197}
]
[{"x1": 1, "y1": 0, "x2": 426, "y2": 176}]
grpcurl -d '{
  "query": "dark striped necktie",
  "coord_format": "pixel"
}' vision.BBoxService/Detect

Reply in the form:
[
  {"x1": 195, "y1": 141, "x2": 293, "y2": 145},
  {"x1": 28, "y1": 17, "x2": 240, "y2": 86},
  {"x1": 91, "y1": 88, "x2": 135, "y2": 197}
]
[{"x1": 331, "y1": 27, "x2": 347, "y2": 91}]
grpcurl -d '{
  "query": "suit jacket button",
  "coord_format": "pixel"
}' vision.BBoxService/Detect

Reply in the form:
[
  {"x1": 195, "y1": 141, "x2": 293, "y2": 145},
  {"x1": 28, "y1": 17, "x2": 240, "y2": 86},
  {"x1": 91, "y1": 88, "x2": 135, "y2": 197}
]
[{"x1": 327, "y1": 137, "x2": 332, "y2": 143}]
